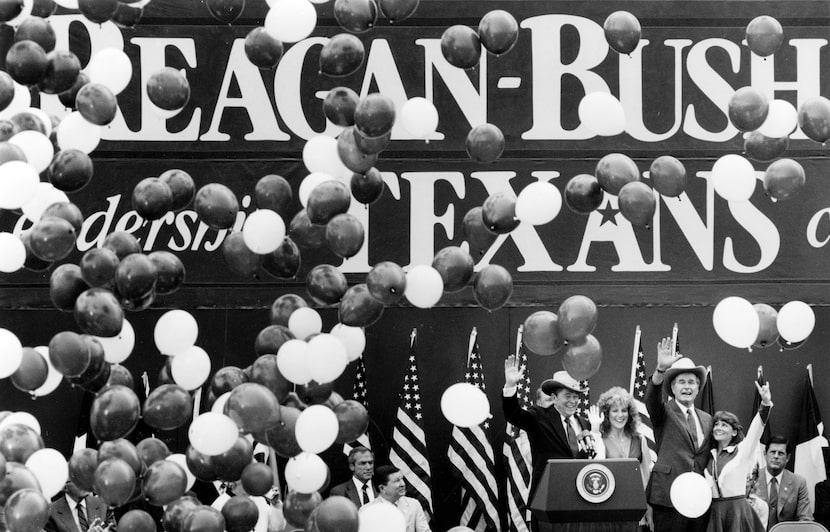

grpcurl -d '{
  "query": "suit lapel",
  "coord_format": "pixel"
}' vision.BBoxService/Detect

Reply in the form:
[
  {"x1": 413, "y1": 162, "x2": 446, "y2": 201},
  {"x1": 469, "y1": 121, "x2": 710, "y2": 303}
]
[
  {"x1": 54, "y1": 496, "x2": 79, "y2": 532},
  {"x1": 670, "y1": 401, "x2": 698, "y2": 449}
]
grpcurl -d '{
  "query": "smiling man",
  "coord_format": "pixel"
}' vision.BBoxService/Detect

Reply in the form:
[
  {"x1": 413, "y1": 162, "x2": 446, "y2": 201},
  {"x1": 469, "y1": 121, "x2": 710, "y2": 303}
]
[
  {"x1": 645, "y1": 337, "x2": 713, "y2": 532},
  {"x1": 367, "y1": 465, "x2": 431, "y2": 532}
]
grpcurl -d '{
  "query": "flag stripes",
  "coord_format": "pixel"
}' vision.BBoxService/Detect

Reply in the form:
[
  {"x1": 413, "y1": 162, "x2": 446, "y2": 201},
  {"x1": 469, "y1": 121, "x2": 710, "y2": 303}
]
[
  {"x1": 503, "y1": 326, "x2": 532, "y2": 532},
  {"x1": 630, "y1": 326, "x2": 657, "y2": 463},
  {"x1": 343, "y1": 357, "x2": 371, "y2": 455}
]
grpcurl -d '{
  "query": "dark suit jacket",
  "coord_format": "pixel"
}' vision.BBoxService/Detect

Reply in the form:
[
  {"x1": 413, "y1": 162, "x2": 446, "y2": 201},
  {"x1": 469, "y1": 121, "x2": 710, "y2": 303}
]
[
  {"x1": 329, "y1": 478, "x2": 378, "y2": 508},
  {"x1": 45, "y1": 495, "x2": 109, "y2": 532},
  {"x1": 757, "y1": 469, "x2": 812, "y2": 522},
  {"x1": 644, "y1": 379, "x2": 713, "y2": 508},
  {"x1": 502, "y1": 392, "x2": 591, "y2": 496}
]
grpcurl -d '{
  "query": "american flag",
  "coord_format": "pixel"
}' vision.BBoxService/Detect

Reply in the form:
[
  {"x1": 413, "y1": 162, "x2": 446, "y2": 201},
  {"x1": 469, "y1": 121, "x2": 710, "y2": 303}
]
[
  {"x1": 448, "y1": 328, "x2": 501, "y2": 532},
  {"x1": 343, "y1": 357, "x2": 371, "y2": 455},
  {"x1": 502, "y1": 325, "x2": 532, "y2": 532},
  {"x1": 389, "y1": 328, "x2": 434, "y2": 519},
  {"x1": 630, "y1": 326, "x2": 657, "y2": 463},
  {"x1": 576, "y1": 380, "x2": 590, "y2": 418}
]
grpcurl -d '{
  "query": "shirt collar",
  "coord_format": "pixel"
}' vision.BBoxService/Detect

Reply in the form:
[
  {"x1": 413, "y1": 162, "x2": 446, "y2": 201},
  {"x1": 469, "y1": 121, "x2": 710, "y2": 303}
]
[
  {"x1": 352, "y1": 476, "x2": 370, "y2": 490},
  {"x1": 769, "y1": 471, "x2": 784, "y2": 483}
]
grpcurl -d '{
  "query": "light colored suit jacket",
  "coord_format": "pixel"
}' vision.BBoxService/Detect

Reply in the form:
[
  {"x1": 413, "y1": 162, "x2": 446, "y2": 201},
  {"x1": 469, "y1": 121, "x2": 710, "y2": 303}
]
[
  {"x1": 365, "y1": 496, "x2": 431, "y2": 532},
  {"x1": 44, "y1": 495, "x2": 109, "y2": 532},
  {"x1": 757, "y1": 469, "x2": 813, "y2": 522}
]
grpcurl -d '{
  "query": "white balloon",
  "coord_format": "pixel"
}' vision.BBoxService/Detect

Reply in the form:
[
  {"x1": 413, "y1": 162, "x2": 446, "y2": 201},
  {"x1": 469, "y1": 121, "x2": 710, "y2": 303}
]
[
  {"x1": 276, "y1": 339, "x2": 311, "y2": 385},
  {"x1": 298, "y1": 172, "x2": 334, "y2": 207},
  {"x1": 295, "y1": 405, "x2": 339, "y2": 454},
  {"x1": 579, "y1": 92, "x2": 626, "y2": 136},
  {"x1": 10, "y1": 130, "x2": 54, "y2": 173},
  {"x1": 712, "y1": 296, "x2": 759, "y2": 349},
  {"x1": 166, "y1": 453, "x2": 196, "y2": 491},
  {"x1": 265, "y1": 0, "x2": 317, "y2": 43},
  {"x1": 670, "y1": 472, "x2": 712, "y2": 518},
  {"x1": 515, "y1": 181, "x2": 562, "y2": 225},
  {"x1": 288, "y1": 307, "x2": 322, "y2": 340},
  {"x1": 31, "y1": 346, "x2": 61, "y2": 398},
  {"x1": 0, "y1": 82, "x2": 32, "y2": 119},
  {"x1": 25, "y1": 448, "x2": 68, "y2": 499},
  {"x1": 440, "y1": 383, "x2": 490, "y2": 427},
  {"x1": 96, "y1": 318, "x2": 135, "y2": 364},
  {"x1": 188, "y1": 413, "x2": 239, "y2": 456},
  {"x1": 0, "y1": 160, "x2": 40, "y2": 209},
  {"x1": 404, "y1": 265, "x2": 444, "y2": 308},
  {"x1": 171, "y1": 345, "x2": 211, "y2": 390},
  {"x1": 400, "y1": 97, "x2": 439, "y2": 138},
  {"x1": 86, "y1": 48, "x2": 132, "y2": 95},
  {"x1": 0, "y1": 328, "x2": 23, "y2": 378},
  {"x1": 0, "y1": 411, "x2": 41, "y2": 434},
  {"x1": 211, "y1": 391, "x2": 232, "y2": 414},
  {"x1": 358, "y1": 502, "x2": 406, "y2": 532},
  {"x1": 330, "y1": 323, "x2": 365, "y2": 361},
  {"x1": 284, "y1": 452, "x2": 328, "y2": 493},
  {"x1": 0, "y1": 232, "x2": 25, "y2": 273},
  {"x1": 242, "y1": 209, "x2": 286, "y2": 254},
  {"x1": 21, "y1": 183, "x2": 70, "y2": 223},
  {"x1": 711, "y1": 154, "x2": 757, "y2": 202},
  {"x1": 303, "y1": 135, "x2": 347, "y2": 177},
  {"x1": 56, "y1": 112, "x2": 102, "y2": 154},
  {"x1": 777, "y1": 301, "x2": 815, "y2": 343},
  {"x1": 306, "y1": 334, "x2": 348, "y2": 384},
  {"x1": 155, "y1": 310, "x2": 199, "y2": 355},
  {"x1": 758, "y1": 99, "x2": 798, "y2": 139}
]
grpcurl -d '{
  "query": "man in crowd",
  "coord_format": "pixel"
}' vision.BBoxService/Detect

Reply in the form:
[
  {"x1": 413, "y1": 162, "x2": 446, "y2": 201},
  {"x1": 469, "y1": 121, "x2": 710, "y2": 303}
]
[
  {"x1": 757, "y1": 435, "x2": 812, "y2": 528},
  {"x1": 329, "y1": 446, "x2": 377, "y2": 508},
  {"x1": 646, "y1": 338, "x2": 712, "y2": 532},
  {"x1": 365, "y1": 465, "x2": 430, "y2": 532},
  {"x1": 45, "y1": 480, "x2": 111, "y2": 532}
]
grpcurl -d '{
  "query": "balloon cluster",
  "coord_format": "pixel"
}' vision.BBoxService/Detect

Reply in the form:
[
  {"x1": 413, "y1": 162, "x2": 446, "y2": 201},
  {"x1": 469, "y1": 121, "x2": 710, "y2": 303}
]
[
  {"x1": 440, "y1": 10, "x2": 519, "y2": 70},
  {"x1": 712, "y1": 296, "x2": 815, "y2": 350},
  {"x1": 522, "y1": 295, "x2": 602, "y2": 380}
]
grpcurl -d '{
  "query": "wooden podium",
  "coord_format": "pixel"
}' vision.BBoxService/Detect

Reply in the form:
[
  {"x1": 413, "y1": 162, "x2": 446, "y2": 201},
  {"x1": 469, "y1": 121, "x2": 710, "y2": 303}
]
[{"x1": 530, "y1": 458, "x2": 648, "y2": 524}]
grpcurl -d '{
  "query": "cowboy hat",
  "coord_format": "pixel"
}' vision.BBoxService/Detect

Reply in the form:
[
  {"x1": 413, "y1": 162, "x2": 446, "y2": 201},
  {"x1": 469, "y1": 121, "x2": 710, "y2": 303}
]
[
  {"x1": 662, "y1": 357, "x2": 707, "y2": 395},
  {"x1": 540, "y1": 370, "x2": 588, "y2": 395}
]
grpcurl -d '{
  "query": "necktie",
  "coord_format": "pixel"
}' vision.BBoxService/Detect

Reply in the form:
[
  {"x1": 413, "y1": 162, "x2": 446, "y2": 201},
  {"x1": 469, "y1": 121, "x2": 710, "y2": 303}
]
[
  {"x1": 361, "y1": 482, "x2": 370, "y2": 505},
  {"x1": 565, "y1": 417, "x2": 579, "y2": 456},
  {"x1": 767, "y1": 477, "x2": 779, "y2": 530},
  {"x1": 685, "y1": 409, "x2": 698, "y2": 447},
  {"x1": 76, "y1": 500, "x2": 88, "y2": 532}
]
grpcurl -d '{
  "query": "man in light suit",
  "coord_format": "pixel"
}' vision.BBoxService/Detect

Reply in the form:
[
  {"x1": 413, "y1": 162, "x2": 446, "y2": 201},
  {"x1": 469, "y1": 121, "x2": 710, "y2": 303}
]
[
  {"x1": 645, "y1": 338, "x2": 713, "y2": 532},
  {"x1": 757, "y1": 435, "x2": 812, "y2": 529},
  {"x1": 363, "y1": 465, "x2": 430, "y2": 532},
  {"x1": 329, "y1": 447, "x2": 378, "y2": 508},
  {"x1": 45, "y1": 480, "x2": 111, "y2": 532}
]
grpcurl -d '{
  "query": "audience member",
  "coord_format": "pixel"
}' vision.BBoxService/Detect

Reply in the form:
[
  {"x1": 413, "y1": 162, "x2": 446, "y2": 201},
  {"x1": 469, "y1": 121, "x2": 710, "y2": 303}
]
[
  {"x1": 45, "y1": 480, "x2": 112, "y2": 532},
  {"x1": 364, "y1": 465, "x2": 430, "y2": 532},
  {"x1": 330, "y1": 447, "x2": 377, "y2": 508},
  {"x1": 756, "y1": 435, "x2": 812, "y2": 528}
]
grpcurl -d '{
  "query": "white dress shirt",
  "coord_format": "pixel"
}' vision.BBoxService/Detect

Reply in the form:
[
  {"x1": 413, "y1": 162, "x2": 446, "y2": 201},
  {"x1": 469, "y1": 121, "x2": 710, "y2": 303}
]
[
  {"x1": 675, "y1": 401, "x2": 704, "y2": 447},
  {"x1": 352, "y1": 476, "x2": 375, "y2": 505}
]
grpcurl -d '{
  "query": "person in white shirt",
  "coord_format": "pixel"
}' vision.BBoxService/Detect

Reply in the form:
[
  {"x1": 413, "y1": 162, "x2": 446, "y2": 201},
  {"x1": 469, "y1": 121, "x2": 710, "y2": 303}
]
[{"x1": 365, "y1": 465, "x2": 430, "y2": 532}]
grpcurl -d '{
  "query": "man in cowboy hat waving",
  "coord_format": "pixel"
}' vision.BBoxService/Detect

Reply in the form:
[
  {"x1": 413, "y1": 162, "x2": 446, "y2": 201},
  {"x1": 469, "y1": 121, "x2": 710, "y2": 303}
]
[{"x1": 646, "y1": 337, "x2": 713, "y2": 532}]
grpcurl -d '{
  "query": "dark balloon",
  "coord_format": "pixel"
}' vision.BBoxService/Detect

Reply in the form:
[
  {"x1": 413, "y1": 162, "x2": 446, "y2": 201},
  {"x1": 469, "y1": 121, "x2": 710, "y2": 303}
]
[
  {"x1": 183, "y1": 506, "x2": 225, "y2": 532},
  {"x1": 159, "y1": 169, "x2": 196, "y2": 212},
  {"x1": 211, "y1": 437, "x2": 253, "y2": 482},
  {"x1": 432, "y1": 246, "x2": 474, "y2": 292},
  {"x1": 195, "y1": 183, "x2": 240, "y2": 230},
  {"x1": 283, "y1": 491, "x2": 323, "y2": 529},
  {"x1": 205, "y1": 0, "x2": 245, "y2": 24},
  {"x1": 118, "y1": 510, "x2": 157, "y2": 532},
  {"x1": 76, "y1": 83, "x2": 117, "y2": 125},
  {"x1": 746, "y1": 15, "x2": 783, "y2": 57},
  {"x1": 103, "y1": 232, "x2": 142, "y2": 260},
  {"x1": 0, "y1": 141, "x2": 26, "y2": 164},
  {"x1": 466, "y1": 123, "x2": 504, "y2": 163},
  {"x1": 48, "y1": 330, "x2": 90, "y2": 377},
  {"x1": 472, "y1": 264, "x2": 513, "y2": 311},
  {"x1": 333, "y1": 400, "x2": 369, "y2": 444},
  {"x1": 249, "y1": 354, "x2": 292, "y2": 402},
  {"x1": 0, "y1": 1, "x2": 23, "y2": 22},
  {"x1": 49, "y1": 264, "x2": 89, "y2": 312},
  {"x1": 225, "y1": 382, "x2": 281, "y2": 434},
  {"x1": 68, "y1": 448, "x2": 98, "y2": 492},
  {"x1": 315, "y1": 496, "x2": 359, "y2": 532},
  {"x1": 28, "y1": 216, "x2": 76, "y2": 261},
  {"x1": 270, "y1": 294, "x2": 308, "y2": 326},
  {"x1": 21, "y1": 230, "x2": 52, "y2": 272},
  {"x1": 320, "y1": 34, "x2": 365, "y2": 77},
  {"x1": 112, "y1": 2, "x2": 143, "y2": 28},
  {"x1": 107, "y1": 363, "x2": 135, "y2": 389},
  {"x1": 763, "y1": 158, "x2": 805, "y2": 201},
  {"x1": 136, "y1": 437, "x2": 171, "y2": 466},
  {"x1": 618, "y1": 181, "x2": 656, "y2": 227},
  {"x1": 378, "y1": 0, "x2": 418, "y2": 22},
  {"x1": 80, "y1": 247, "x2": 119, "y2": 288},
  {"x1": 244, "y1": 27, "x2": 283, "y2": 69},
  {"x1": 98, "y1": 438, "x2": 142, "y2": 476},
  {"x1": 562, "y1": 335, "x2": 602, "y2": 380},
  {"x1": 0, "y1": 462, "x2": 40, "y2": 507},
  {"x1": 240, "y1": 462, "x2": 273, "y2": 496},
  {"x1": 211, "y1": 366, "x2": 248, "y2": 396},
  {"x1": 38, "y1": 49, "x2": 80, "y2": 94},
  {"x1": 289, "y1": 209, "x2": 327, "y2": 250},
  {"x1": 352, "y1": 127, "x2": 390, "y2": 154},
  {"x1": 78, "y1": 0, "x2": 118, "y2": 23},
  {"x1": 58, "y1": 71, "x2": 88, "y2": 110},
  {"x1": 94, "y1": 458, "x2": 137, "y2": 507},
  {"x1": 253, "y1": 406, "x2": 301, "y2": 458},
  {"x1": 339, "y1": 283, "x2": 384, "y2": 327},
  {"x1": 90, "y1": 385, "x2": 141, "y2": 441},
  {"x1": 41, "y1": 202, "x2": 82, "y2": 234},
  {"x1": 753, "y1": 303, "x2": 779, "y2": 348},
  {"x1": 354, "y1": 93, "x2": 395, "y2": 138},
  {"x1": 333, "y1": 0, "x2": 377, "y2": 33},
  {"x1": 10, "y1": 347, "x2": 48, "y2": 392},
  {"x1": 350, "y1": 168, "x2": 384, "y2": 204},
  {"x1": 649, "y1": 156, "x2": 687, "y2": 197},
  {"x1": 222, "y1": 496, "x2": 259, "y2": 532},
  {"x1": 132, "y1": 177, "x2": 174, "y2": 221},
  {"x1": 462, "y1": 207, "x2": 498, "y2": 252},
  {"x1": 222, "y1": 232, "x2": 261, "y2": 278},
  {"x1": 185, "y1": 446, "x2": 215, "y2": 482},
  {"x1": 143, "y1": 460, "x2": 187, "y2": 506},
  {"x1": 143, "y1": 384, "x2": 193, "y2": 431},
  {"x1": 337, "y1": 127, "x2": 378, "y2": 173},
  {"x1": 31, "y1": 0, "x2": 57, "y2": 17},
  {"x1": 0, "y1": 73, "x2": 13, "y2": 112},
  {"x1": 596, "y1": 153, "x2": 640, "y2": 196},
  {"x1": 307, "y1": 180, "x2": 352, "y2": 225},
  {"x1": 558, "y1": 295, "x2": 598, "y2": 342},
  {"x1": 149, "y1": 251, "x2": 186, "y2": 295},
  {"x1": 164, "y1": 496, "x2": 202, "y2": 532},
  {"x1": 797, "y1": 96, "x2": 830, "y2": 144},
  {"x1": 0, "y1": 424, "x2": 43, "y2": 463},
  {"x1": 147, "y1": 67, "x2": 190, "y2": 110},
  {"x1": 254, "y1": 174, "x2": 292, "y2": 215},
  {"x1": 523, "y1": 311, "x2": 565, "y2": 356},
  {"x1": 481, "y1": 192, "x2": 519, "y2": 234},
  {"x1": 603, "y1": 11, "x2": 641, "y2": 55},
  {"x1": 74, "y1": 287, "x2": 123, "y2": 337},
  {"x1": 478, "y1": 10, "x2": 519, "y2": 55},
  {"x1": 262, "y1": 237, "x2": 301, "y2": 279},
  {"x1": 4, "y1": 488, "x2": 49, "y2": 532},
  {"x1": 5, "y1": 40, "x2": 48, "y2": 86},
  {"x1": 15, "y1": 17, "x2": 55, "y2": 52},
  {"x1": 744, "y1": 131, "x2": 789, "y2": 163},
  {"x1": 440, "y1": 25, "x2": 481, "y2": 69},
  {"x1": 728, "y1": 87, "x2": 769, "y2": 132},
  {"x1": 254, "y1": 325, "x2": 294, "y2": 357},
  {"x1": 366, "y1": 261, "x2": 406, "y2": 304},
  {"x1": 326, "y1": 213, "x2": 365, "y2": 258},
  {"x1": 323, "y1": 87, "x2": 359, "y2": 127}
]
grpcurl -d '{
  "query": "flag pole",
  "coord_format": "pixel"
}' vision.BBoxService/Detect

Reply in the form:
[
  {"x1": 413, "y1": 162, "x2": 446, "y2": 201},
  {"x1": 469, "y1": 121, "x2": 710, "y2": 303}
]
[
  {"x1": 516, "y1": 324, "x2": 523, "y2": 358},
  {"x1": 630, "y1": 325, "x2": 641, "y2": 392},
  {"x1": 467, "y1": 327, "x2": 477, "y2": 365},
  {"x1": 670, "y1": 322, "x2": 678, "y2": 356}
]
